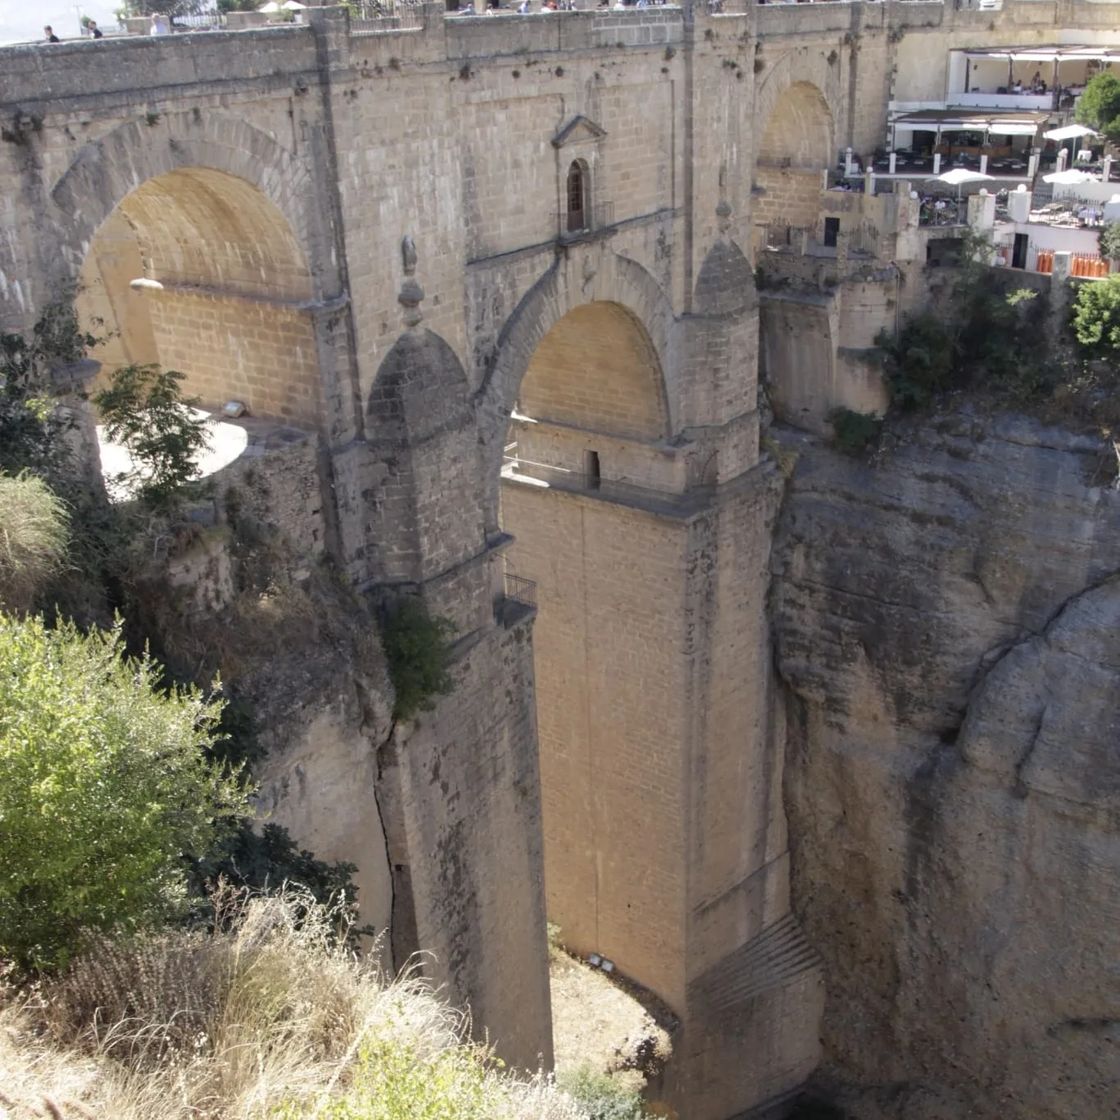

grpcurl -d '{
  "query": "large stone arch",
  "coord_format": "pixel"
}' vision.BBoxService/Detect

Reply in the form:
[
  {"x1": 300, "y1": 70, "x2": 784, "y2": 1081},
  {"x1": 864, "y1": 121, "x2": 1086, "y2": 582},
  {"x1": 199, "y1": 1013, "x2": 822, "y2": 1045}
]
[
  {"x1": 73, "y1": 161, "x2": 322, "y2": 426},
  {"x1": 752, "y1": 71, "x2": 835, "y2": 248},
  {"x1": 50, "y1": 111, "x2": 317, "y2": 291},
  {"x1": 755, "y1": 79, "x2": 834, "y2": 171},
  {"x1": 476, "y1": 244, "x2": 677, "y2": 533}
]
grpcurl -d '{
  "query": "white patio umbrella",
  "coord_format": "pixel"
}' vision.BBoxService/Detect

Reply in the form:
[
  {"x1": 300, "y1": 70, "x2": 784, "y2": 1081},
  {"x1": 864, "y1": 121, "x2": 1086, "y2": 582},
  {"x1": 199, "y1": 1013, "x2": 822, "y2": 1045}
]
[
  {"x1": 1042, "y1": 168, "x2": 1097, "y2": 184},
  {"x1": 1043, "y1": 124, "x2": 1098, "y2": 167},
  {"x1": 258, "y1": 1, "x2": 281, "y2": 11},
  {"x1": 281, "y1": 1, "x2": 306, "y2": 7},
  {"x1": 926, "y1": 167, "x2": 995, "y2": 201},
  {"x1": 1043, "y1": 124, "x2": 1098, "y2": 142}
]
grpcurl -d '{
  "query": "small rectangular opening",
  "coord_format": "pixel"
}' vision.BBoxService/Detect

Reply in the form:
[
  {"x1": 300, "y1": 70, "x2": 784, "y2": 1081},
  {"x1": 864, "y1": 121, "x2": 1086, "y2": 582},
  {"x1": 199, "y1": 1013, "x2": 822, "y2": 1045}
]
[
  {"x1": 585, "y1": 450, "x2": 601, "y2": 490},
  {"x1": 823, "y1": 217, "x2": 840, "y2": 248}
]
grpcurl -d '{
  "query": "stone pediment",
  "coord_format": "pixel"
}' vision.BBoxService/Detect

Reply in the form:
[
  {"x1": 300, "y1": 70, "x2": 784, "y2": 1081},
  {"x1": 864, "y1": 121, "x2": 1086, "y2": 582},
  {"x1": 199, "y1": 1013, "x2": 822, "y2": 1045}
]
[{"x1": 551, "y1": 115, "x2": 607, "y2": 149}]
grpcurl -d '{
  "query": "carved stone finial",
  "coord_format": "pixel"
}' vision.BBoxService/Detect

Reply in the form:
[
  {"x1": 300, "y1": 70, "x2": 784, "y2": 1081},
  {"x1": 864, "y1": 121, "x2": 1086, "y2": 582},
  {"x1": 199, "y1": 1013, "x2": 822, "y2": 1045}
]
[
  {"x1": 716, "y1": 198, "x2": 732, "y2": 234},
  {"x1": 398, "y1": 234, "x2": 424, "y2": 328}
]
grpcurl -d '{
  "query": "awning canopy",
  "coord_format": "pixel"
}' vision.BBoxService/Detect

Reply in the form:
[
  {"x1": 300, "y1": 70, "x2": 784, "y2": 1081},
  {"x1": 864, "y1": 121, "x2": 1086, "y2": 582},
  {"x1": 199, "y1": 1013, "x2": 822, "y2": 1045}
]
[
  {"x1": 891, "y1": 109, "x2": 1050, "y2": 135},
  {"x1": 1043, "y1": 123, "x2": 1098, "y2": 141},
  {"x1": 960, "y1": 45, "x2": 1120, "y2": 64}
]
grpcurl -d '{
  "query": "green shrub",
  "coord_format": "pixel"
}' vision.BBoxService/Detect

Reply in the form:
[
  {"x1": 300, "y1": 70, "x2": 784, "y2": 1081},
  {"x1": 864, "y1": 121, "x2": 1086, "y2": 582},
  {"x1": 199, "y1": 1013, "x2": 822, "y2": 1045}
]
[
  {"x1": 0, "y1": 615, "x2": 247, "y2": 970},
  {"x1": 1071, "y1": 274, "x2": 1120, "y2": 358},
  {"x1": 0, "y1": 473, "x2": 69, "y2": 614},
  {"x1": 93, "y1": 364, "x2": 211, "y2": 509},
  {"x1": 829, "y1": 408, "x2": 882, "y2": 456},
  {"x1": 297, "y1": 1038, "x2": 493, "y2": 1120},
  {"x1": 876, "y1": 314, "x2": 956, "y2": 410},
  {"x1": 557, "y1": 1067, "x2": 647, "y2": 1120},
  {"x1": 1099, "y1": 221, "x2": 1120, "y2": 263},
  {"x1": 0, "y1": 294, "x2": 100, "y2": 480},
  {"x1": 382, "y1": 597, "x2": 456, "y2": 723},
  {"x1": 1075, "y1": 73, "x2": 1120, "y2": 145}
]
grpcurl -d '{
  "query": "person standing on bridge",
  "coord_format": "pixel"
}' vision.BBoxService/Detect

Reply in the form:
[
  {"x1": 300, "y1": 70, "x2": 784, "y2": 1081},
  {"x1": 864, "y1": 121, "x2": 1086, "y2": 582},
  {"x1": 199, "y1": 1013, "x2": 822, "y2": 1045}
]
[
  {"x1": 150, "y1": 12, "x2": 171, "y2": 35},
  {"x1": 43, "y1": 26, "x2": 60, "y2": 42},
  {"x1": 87, "y1": 20, "x2": 104, "y2": 39}
]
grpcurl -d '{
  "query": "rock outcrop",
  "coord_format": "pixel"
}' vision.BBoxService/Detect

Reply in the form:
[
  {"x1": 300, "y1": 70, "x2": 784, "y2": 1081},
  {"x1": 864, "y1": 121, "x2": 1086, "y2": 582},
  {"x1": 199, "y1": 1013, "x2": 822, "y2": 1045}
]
[{"x1": 771, "y1": 414, "x2": 1120, "y2": 1119}]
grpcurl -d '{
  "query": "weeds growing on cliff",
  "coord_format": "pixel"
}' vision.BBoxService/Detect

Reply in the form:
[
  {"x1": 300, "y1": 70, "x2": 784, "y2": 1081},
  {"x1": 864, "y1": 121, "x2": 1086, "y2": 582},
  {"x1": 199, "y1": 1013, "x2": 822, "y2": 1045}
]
[
  {"x1": 828, "y1": 408, "x2": 883, "y2": 456},
  {"x1": 1, "y1": 893, "x2": 590, "y2": 1120},
  {"x1": 381, "y1": 596, "x2": 456, "y2": 722},
  {"x1": 875, "y1": 231, "x2": 1120, "y2": 443},
  {"x1": 0, "y1": 472, "x2": 70, "y2": 614}
]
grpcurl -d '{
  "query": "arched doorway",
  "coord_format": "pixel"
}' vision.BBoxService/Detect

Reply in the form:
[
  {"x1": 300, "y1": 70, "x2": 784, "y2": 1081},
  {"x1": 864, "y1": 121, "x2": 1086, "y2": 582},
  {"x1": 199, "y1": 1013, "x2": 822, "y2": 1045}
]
[
  {"x1": 77, "y1": 167, "x2": 320, "y2": 426},
  {"x1": 753, "y1": 80, "x2": 834, "y2": 248},
  {"x1": 500, "y1": 300, "x2": 688, "y2": 1009}
]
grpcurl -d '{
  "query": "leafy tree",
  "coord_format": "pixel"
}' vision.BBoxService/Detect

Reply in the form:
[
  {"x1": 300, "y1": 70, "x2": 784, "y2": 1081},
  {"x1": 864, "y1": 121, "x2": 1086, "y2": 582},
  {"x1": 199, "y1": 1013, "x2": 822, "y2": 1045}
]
[
  {"x1": 119, "y1": 0, "x2": 210, "y2": 16},
  {"x1": 1099, "y1": 222, "x2": 1120, "y2": 263},
  {"x1": 1071, "y1": 274, "x2": 1120, "y2": 358},
  {"x1": 1075, "y1": 73, "x2": 1120, "y2": 145},
  {"x1": 876, "y1": 314, "x2": 957, "y2": 411},
  {"x1": 0, "y1": 295, "x2": 99, "y2": 481},
  {"x1": 93, "y1": 364, "x2": 211, "y2": 509},
  {"x1": 0, "y1": 615, "x2": 247, "y2": 970},
  {"x1": 381, "y1": 597, "x2": 455, "y2": 723}
]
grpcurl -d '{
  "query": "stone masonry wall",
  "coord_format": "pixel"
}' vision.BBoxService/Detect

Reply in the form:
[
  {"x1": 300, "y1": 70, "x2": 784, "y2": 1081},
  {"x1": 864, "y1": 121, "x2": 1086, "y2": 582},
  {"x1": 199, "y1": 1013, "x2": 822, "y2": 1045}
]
[{"x1": 147, "y1": 289, "x2": 321, "y2": 425}]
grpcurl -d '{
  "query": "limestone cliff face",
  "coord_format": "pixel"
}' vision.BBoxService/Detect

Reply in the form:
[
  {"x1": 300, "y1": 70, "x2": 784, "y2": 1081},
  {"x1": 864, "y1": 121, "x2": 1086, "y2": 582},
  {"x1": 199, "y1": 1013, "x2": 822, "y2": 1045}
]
[{"x1": 770, "y1": 415, "x2": 1120, "y2": 1120}]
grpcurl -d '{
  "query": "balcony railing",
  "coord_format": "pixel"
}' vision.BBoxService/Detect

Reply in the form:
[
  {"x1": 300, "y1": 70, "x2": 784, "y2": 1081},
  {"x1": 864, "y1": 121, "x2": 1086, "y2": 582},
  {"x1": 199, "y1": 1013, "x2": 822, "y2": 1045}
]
[
  {"x1": 351, "y1": 0, "x2": 426, "y2": 33},
  {"x1": 496, "y1": 570, "x2": 537, "y2": 627},
  {"x1": 918, "y1": 198, "x2": 967, "y2": 227}
]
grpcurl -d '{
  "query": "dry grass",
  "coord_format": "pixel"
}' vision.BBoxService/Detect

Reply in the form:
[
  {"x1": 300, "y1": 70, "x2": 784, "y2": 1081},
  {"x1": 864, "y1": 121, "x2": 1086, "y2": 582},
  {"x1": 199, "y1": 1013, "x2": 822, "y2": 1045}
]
[
  {"x1": 0, "y1": 893, "x2": 587, "y2": 1120},
  {"x1": 0, "y1": 473, "x2": 69, "y2": 615}
]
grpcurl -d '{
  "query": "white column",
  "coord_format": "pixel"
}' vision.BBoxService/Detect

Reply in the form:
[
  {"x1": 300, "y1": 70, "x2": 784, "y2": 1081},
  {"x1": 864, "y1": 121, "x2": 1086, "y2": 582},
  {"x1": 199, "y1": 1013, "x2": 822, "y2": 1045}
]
[
  {"x1": 980, "y1": 153, "x2": 989, "y2": 174},
  {"x1": 933, "y1": 153, "x2": 942, "y2": 175},
  {"x1": 889, "y1": 152, "x2": 897, "y2": 174}
]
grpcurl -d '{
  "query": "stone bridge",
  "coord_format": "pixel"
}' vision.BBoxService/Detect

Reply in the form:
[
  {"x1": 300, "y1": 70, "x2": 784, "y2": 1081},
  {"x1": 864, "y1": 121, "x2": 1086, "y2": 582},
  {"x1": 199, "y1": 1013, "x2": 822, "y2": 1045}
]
[{"x1": 2, "y1": 2, "x2": 1115, "y2": 1115}]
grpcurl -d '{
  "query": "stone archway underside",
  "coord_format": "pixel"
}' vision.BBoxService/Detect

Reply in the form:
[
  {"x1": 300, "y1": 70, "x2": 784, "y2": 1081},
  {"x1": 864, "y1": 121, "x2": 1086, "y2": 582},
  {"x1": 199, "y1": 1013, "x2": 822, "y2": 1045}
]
[
  {"x1": 78, "y1": 166, "x2": 321, "y2": 425},
  {"x1": 500, "y1": 299, "x2": 685, "y2": 1011},
  {"x1": 754, "y1": 80, "x2": 834, "y2": 237}
]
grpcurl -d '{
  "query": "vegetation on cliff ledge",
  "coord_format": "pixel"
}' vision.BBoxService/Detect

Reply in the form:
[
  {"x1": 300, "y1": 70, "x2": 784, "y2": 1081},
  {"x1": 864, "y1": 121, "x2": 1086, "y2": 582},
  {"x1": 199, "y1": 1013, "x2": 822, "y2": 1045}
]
[{"x1": 0, "y1": 893, "x2": 604, "y2": 1120}]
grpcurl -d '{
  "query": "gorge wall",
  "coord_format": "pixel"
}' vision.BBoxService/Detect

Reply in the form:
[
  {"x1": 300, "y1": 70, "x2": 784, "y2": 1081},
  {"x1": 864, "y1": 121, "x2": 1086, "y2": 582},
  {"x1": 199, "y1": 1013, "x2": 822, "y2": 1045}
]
[{"x1": 771, "y1": 414, "x2": 1120, "y2": 1119}]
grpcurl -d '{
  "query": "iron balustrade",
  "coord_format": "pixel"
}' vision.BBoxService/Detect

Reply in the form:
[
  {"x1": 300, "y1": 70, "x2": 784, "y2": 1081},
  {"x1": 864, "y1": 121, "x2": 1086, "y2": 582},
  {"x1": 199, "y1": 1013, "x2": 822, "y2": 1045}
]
[
  {"x1": 504, "y1": 572, "x2": 537, "y2": 611},
  {"x1": 351, "y1": 0, "x2": 426, "y2": 33}
]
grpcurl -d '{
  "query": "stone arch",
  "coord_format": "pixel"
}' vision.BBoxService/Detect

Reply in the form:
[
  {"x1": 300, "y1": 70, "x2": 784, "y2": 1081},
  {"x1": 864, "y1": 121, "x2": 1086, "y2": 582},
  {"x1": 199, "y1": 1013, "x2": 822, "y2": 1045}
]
[
  {"x1": 518, "y1": 302, "x2": 668, "y2": 442},
  {"x1": 68, "y1": 126, "x2": 324, "y2": 425},
  {"x1": 476, "y1": 247, "x2": 676, "y2": 532},
  {"x1": 756, "y1": 79, "x2": 834, "y2": 171},
  {"x1": 50, "y1": 111, "x2": 316, "y2": 290},
  {"x1": 365, "y1": 327, "x2": 479, "y2": 589}
]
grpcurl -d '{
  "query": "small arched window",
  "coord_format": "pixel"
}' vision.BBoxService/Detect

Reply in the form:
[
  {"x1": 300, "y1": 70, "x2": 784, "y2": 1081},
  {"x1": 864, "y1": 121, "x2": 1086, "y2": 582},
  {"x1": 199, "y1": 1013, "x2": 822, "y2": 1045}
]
[{"x1": 566, "y1": 160, "x2": 590, "y2": 233}]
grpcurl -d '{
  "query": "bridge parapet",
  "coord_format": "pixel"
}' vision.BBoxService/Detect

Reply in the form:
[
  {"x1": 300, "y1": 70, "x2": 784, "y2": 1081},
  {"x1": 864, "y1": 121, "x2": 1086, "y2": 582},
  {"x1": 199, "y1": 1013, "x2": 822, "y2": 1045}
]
[{"x1": 0, "y1": 26, "x2": 314, "y2": 109}]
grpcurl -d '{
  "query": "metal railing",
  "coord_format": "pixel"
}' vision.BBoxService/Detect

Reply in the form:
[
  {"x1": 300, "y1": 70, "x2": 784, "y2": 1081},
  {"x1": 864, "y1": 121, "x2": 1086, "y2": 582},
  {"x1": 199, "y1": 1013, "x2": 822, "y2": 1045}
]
[
  {"x1": 172, "y1": 7, "x2": 223, "y2": 31},
  {"x1": 504, "y1": 572, "x2": 537, "y2": 610},
  {"x1": 502, "y1": 454, "x2": 709, "y2": 515},
  {"x1": 918, "y1": 198, "x2": 966, "y2": 227},
  {"x1": 351, "y1": 0, "x2": 426, "y2": 33},
  {"x1": 495, "y1": 570, "x2": 537, "y2": 627}
]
